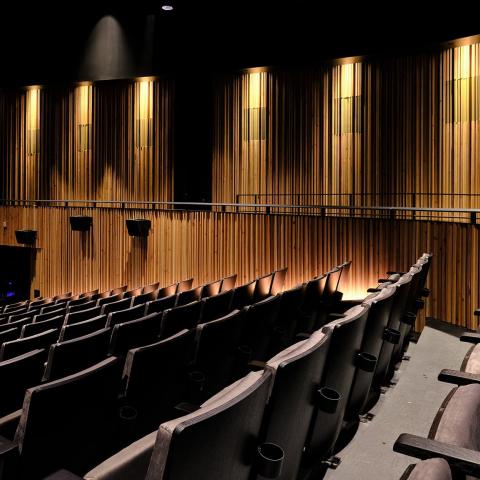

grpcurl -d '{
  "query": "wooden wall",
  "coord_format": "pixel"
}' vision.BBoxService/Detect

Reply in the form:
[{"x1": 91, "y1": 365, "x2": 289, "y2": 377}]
[
  {"x1": 212, "y1": 40, "x2": 480, "y2": 213},
  {"x1": 0, "y1": 78, "x2": 174, "y2": 202},
  {"x1": 2, "y1": 204, "x2": 479, "y2": 330}
]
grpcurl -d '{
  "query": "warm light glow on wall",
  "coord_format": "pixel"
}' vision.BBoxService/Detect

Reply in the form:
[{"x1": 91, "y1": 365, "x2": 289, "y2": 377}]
[
  {"x1": 454, "y1": 45, "x2": 471, "y2": 80},
  {"x1": 135, "y1": 79, "x2": 153, "y2": 148},
  {"x1": 75, "y1": 84, "x2": 92, "y2": 151},
  {"x1": 340, "y1": 63, "x2": 355, "y2": 98},
  {"x1": 248, "y1": 72, "x2": 262, "y2": 109},
  {"x1": 26, "y1": 87, "x2": 41, "y2": 155}
]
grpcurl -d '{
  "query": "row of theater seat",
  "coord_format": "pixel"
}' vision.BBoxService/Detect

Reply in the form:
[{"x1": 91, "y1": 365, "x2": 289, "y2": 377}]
[
  {"x1": 393, "y1": 301, "x2": 480, "y2": 479},
  {"x1": 0, "y1": 256, "x2": 431, "y2": 479}
]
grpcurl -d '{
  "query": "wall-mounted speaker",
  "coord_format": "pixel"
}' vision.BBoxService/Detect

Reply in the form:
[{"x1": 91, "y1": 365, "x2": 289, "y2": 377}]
[
  {"x1": 15, "y1": 229, "x2": 37, "y2": 245},
  {"x1": 69, "y1": 215, "x2": 93, "y2": 232},
  {"x1": 126, "y1": 219, "x2": 151, "y2": 237}
]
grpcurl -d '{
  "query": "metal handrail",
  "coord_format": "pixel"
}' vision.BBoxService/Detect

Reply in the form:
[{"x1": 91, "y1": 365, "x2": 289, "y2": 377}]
[{"x1": 1, "y1": 198, "x2": 480, "y2": 219}]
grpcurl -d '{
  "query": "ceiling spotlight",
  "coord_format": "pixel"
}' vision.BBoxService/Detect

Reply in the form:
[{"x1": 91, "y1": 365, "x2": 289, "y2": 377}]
[{"x1": 161, "y1": 4, "x2": 173, "y2": 10}]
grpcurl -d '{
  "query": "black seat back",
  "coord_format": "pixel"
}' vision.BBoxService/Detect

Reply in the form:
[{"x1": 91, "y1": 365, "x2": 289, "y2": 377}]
[
  {"x1": 122, "y1": 329, "x2": 197, "y2": 440},
  {"x1": 299, "y1": 275, "x2": 327, "y2": 333},
  {"x1": 43, "y1": 328, "x2": 112, "y2": 382},
  {"x1": 263, "y1": 328, "x2": 332, "y2": 480},
  {"x1": 21, "y1": 315, "x2": 64, "y2": 338},
  {"x1": 144, "y1": 295, "x2": 177, "y2": 316},
  {"x1": 133, "y1": 290, "x2": 159, "y2": 306},
  {"x1": 101, "y1": 297, "x2": 133, "y2": 316},
  {"x1": 97, "y1": 293, "x2": 123, "y2": 307},
  {"x1": 68, "y1": 299, "x2": 97, "y2": 314},
  {"x1": 160, "y1": 300, "x2": 203, "y2": 339},
  {"x1": 33, "y1": 308, "x2": 66, "y2": 323},
  {"x1": 200, "y1": 290, "x2": 234, "y2": 324},
  {"x1": 8, "y1": 311, "x2": 35, "y2": 324},
  {"x1": 0, "y1": 327, "x2": 19, "y2": 345},
  {"x1": 14, "y1": 357, "x2": 123, "y2": 479},
  {"x1": 176, "y1": 287, "x2": 202, "y2": 307},
  {"x1": 194, "y1": 309, "x2": 245, "y2": 397},
  {"x1": 270, "y1": 284, "x2": 305, "y2": 352},
  {"x1": 64, "y1": 306, "x2": 103, "y2": 325},
  {"x1": 59, "y1": 315, "x2": 108, "y2": 342},
  {"x1": 0, "y1": 349, "x2": 47, "y2": 417},
  {"x1": 252, "y1": 273, "x2": 274, "y2": 303},
  {"x1": 109, "y1": 313, "x2": 162, "y2": 356},
  {"x1": 231, "y1": 280, "x2": 256, "y2": 310},
  {"x1": 307, "y1": 304, "x2": 370, "y2": 460},
  {"x1": 66, "y1": 297, "x2": 91, "y2": 309},
  {"x1": 107, "y1": 304, "x2": 146, "y2": 328},
  {"x1": 345, "y1": 286, "x2": 396, "y2": 421},
  {"x1": 241, "y1": 295, "x2": 282, "y2": 362},
  {"x1": 145, "y1": 370, "x2": 272, "y2": 480},
  {"x1": 0, "y1": 329, "x2": 58, "y2": 361}
]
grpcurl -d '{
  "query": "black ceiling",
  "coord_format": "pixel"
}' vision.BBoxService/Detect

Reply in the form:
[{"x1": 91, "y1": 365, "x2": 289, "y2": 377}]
[{"x1": 0, "y1": 1, "x2": 478, "y2": 85}]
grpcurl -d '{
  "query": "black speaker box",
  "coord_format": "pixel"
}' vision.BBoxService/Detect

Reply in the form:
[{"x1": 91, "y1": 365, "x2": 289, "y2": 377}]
[
  {"x1": 70, "y1": 215, "x2": 93, "y2": 232},
  {"x1": 126, "y1": 219, "x2": 151, "y2": 237},
  {"x1": 15, "y1": 229, "x2": 37, "y2": 245}
]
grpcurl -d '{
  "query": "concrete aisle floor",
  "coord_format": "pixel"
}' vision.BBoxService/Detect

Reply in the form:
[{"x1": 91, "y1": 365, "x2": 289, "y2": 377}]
[{"x1": 324, "y1": 324, "x2": 471, "y2": 480}]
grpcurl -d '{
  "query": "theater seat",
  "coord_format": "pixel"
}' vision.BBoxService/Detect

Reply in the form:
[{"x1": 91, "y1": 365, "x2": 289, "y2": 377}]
[
  {"x1": 306, "y1": 304, "x2": 371, "y2": 462},
  {"x1": 0, "y1": 349, "x2": 47, "y2": 417},
  {"x1": 21, "y1": 315, "x2": 64, "y2": 338},
  {"x1": 59, "y1": 315, "x2": 108, "y2": 342},
  {"x1": 199, "y1": 289, "x2": 234, "y2": 324},
  {"x1": 144, "y1": 295, "x2": 176, "y2": 315},
  {"x1": 109, "y1": 313, "x2": 162, "y2": 356},
  {"x1": 100, "y1": 297, "x2": 133, "y2": 316},
  {"x1": 0, "y1": 329, "x2": 58, "y2": 361},
  {"x1": 194, "y1": 309, "x2": 245, "y2": 397},
  {"x1": 394, "y1": 384, "x2": 480, "y2": 479},
  {"x1": 0, "y1": 357, "x2": 123, "y2": 479},
  {"x1": 118, "y1": 329, "x2": 196, "y2": 441},
  {"x1": 160, "y1": 300, "x2": 203, "y2": 339},
  {"x1": 64, "y1": 306, "x2": 103, "y2": 325},
  {"x1": 400, "y1": 459, "x2": 452, "y2": 480},
  {"x1": 219, "y1": 273, "x2": 237, "y2": 292},
  {"x1": 260, "y1": 328, "x2": 332, "y2": 480},
  {"x1": 107, "y1": 304, "x2": 145, "y2": 328},
  {"x1": 83, "y1": 369, "x2": 273, "y2": 480},
  {"x1": 43, "y1": 328, "x2": 112, "y2": 381}
]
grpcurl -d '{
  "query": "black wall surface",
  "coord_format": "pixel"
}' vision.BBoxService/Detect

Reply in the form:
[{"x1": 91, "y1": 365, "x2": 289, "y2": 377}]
[{"x1": 0, "y1": 246, "x2": 34, "y2": 303}]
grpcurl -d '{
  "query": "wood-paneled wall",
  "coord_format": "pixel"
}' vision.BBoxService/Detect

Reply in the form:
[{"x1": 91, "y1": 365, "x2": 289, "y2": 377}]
[
  {"x1": 2, "y1": 205, "x2": 479, "y2": 330},
  {"x1": 213, "y1": 40, "x2": 480, "y2": 213},
  {"x1": 0, "y1": 79, "x2": 174, "y2": 202}
]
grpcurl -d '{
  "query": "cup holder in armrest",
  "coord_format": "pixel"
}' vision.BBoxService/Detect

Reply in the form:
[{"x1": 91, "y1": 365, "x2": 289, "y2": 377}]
[
  {"x1": 383, "y1": 327, "x2": 400, "y2": 344},
  {"x1": 316, "y1": 387, "x2": 341, "y2": 414},
  {"x1": 401, "y1": 312, "x2": 416, "y2": 326},
  {"x1": 356, "y1": 352, "x2": 377, "y2": 372},
  {"x1": 118, "y1": 405, "x2": 138, "y2": 421},
  {"x1": 255, "y1": 442, "x2": 284, "y2": 479}
]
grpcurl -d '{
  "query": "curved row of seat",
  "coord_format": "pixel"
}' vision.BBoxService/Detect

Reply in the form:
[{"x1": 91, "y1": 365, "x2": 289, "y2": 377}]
[{"x1": 0, "y1": 255, "x2": 431, "y2": 479}]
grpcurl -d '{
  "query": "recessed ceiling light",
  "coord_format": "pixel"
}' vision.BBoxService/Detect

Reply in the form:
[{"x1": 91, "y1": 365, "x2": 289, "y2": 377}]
[{"x1": 162, "y1": 4, "x2": 173, "y2": 10}]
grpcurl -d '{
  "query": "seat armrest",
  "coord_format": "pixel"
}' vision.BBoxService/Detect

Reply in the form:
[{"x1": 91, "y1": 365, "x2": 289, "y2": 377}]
[
  {"x1": 377, "y1": 279, "x2": 391, "y2": 283},
  {"x1": 387, "y1": 271, "x2": 406, "y2": 275},
  {"x1": 438, "y1": 369, "x2": 480, "y2": 386},
  {"x1": 460, "y1": 332, "x2": 480, "y2": 344},
  {"x1": 393, "y1": 433, "x2": 480, "y2": 477},
  {"x1": 367, "y1": 288, "x2": 381, "y2": 293}
]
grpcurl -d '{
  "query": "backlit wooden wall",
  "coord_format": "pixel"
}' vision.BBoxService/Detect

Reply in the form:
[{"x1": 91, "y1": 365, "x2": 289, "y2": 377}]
[
  {"x1": 2, "y1": 204, "x2": 479, "y2": 330},
  {"x1": 0, "y1": 78, "x2": 174, "y2": 202},
  {"x1": 213, "y1": 40, "x2": 480, "y2": 212}
]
